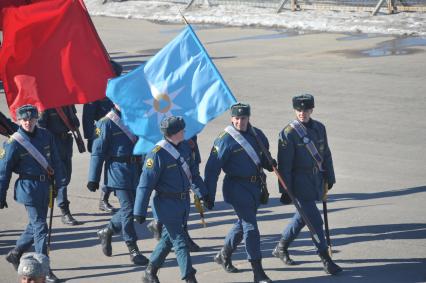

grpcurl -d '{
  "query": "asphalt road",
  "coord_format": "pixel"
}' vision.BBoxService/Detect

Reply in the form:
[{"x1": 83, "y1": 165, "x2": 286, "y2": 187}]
[{"x1": 1, "y1": 17, "x2": 425, "y2": 283}]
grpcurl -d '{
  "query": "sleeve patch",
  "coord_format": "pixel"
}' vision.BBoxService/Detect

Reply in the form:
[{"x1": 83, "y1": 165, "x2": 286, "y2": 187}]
[
  {"x1": 211, "y1": 145, "x2": 219, "y2": 154},
  {"x1": 95, "y1": 127, "x2": 101, "y2": 138},
  {"x1": 146, "y1": 158, "x2": 154, "y2": 169}
]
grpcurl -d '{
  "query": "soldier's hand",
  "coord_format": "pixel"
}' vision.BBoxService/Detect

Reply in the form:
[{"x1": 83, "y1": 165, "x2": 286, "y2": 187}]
[
  {"x1": 87, "y1": 139, "x2": 93, "y2": 153},
  {"x1": 134, "y1": 215, "x2": 146, "y2": 224},
  {"x1": 280, "y1": 193, "x2": 292, "y2": 205},
  {"x1": 87, "y1": 181, "x2": 99, "y2": 192},
  {"x1": 202, "y1": 195, "x2": 214, "y2": 210},
  {"x1": 0, "y1": 199, "x2": 8, "y2": 209}
]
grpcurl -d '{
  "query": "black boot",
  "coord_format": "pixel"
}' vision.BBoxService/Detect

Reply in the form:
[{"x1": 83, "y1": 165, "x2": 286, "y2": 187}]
[
  {"x1": 250, "y1": 259, "x2": 272, "y2": 283},
  {"x1": 272, "y1": 238, "x2": 295, "y2": 265},
  {"x1": 214, "y1": 247, "x2": 239, "y2": 273},
  {"x1": 126, "y1": 241, "x2": 149, "y2": 266},
  {"x1": 184, "y1": 226, "x2": 200, "y2": 252},
  {"x1": 142, "y1": 263, "x2": 160, "y2": 283},
  {"x1": 45, "y1": 269, "x2": 59, "y2": 283},
  {"x1": 97, "y1": 226, "x2": 114, "y2": 256},
  {"x1": 99, "y1": 191, "x2": 116, "y2": 213},
  {"x1": 319, "y1": 250, "x2": 342, "y2": 275},
  {"x1": 147, "y1": 219, "x2": 162, "y2": 241},
  {"x1": 5, "y1": 247, "x2": 23, "y2": 271},
  {"x1": 60, "y1": 206, "x2": 81, "y2": 226},
  {"x1": 185, "y1": 273, "x2": 198, "y2": 283}
]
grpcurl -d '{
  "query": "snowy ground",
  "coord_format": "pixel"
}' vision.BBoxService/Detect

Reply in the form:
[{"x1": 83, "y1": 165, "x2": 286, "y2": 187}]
[{"x1": 85, "y1": 0, "x2": 426, "y2": 36}]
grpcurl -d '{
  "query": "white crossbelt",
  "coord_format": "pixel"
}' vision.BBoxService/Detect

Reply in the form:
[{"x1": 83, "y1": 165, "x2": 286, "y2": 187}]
[
  {"x1": 156, "y1": 140, "x2": 192, "y2": 184},
  {"x1": 106, "y1": 111, "x2": 137, "y2": 144},
  {"x1": 224, "y1": 125, "x2": 260, "y2": 166},
  {"x1": 289, "y1": 120, "x2": 324, "y2": 171},
  {"x1": 12, "y1": 132, "x2": 51, "y2": 172}
]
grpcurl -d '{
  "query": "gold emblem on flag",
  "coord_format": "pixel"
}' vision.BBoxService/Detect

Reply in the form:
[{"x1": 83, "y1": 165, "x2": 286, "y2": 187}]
[
  {"x1": 0, "y1": 148, "x2": 5, "y2": 159},
  {"x1": 95, "y1": 127, "x2": 101, "y2": 137}
]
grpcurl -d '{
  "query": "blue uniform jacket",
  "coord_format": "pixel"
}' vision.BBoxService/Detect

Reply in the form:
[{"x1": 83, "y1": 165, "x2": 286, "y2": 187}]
[
  {"x1": 134, "y1": 140, "x2": 207, "y2": 225},
  {"x1": 277, "y1": 119, "x2": 335, "y2": 201},
  {"x1": 38, "y1": 106, "x2": 80, "y2": 159},
  {"x1": 87, "y1": 109, "x2": 142, "y2": 190},
  {"x1": 0, "y1": 111, "x2": 18, "y2": 136},
  {"x1": 204, "y1": 125, "x2": 272, "y2": 206},
  {"x1": 0, "y1": 127, "x2": 66, "y2": 206},
  {"x1": 82, "y1": 98, "x2": 113, "y2": 140}
]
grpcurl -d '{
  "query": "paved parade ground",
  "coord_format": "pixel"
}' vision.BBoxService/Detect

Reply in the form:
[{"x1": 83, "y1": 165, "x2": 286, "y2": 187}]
[{"x1": 1, "y1": 17, "x2": 426, "y2": 283}]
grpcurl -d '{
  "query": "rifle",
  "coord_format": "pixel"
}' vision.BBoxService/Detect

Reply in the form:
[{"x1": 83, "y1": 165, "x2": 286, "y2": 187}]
[
  {"x1": 56, "y1": 106, "x2": 86, "y2": 153},
  {"x1": 249, "y1": 125, "x2": 322, "y2": 247},
  {"x1": 323, "y1": 182, "x2": 332, "y2": 256},
  {"x1": 46, "y1": 167, "x2": 55, "y2": 255}
]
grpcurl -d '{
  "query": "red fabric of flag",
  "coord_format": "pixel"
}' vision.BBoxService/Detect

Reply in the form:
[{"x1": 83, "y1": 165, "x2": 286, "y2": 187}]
[{"x1": 0, "y1": 0, "x2": 113, "y2": 119}]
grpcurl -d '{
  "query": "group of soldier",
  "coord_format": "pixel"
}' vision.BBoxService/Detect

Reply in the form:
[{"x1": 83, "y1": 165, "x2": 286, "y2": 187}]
[{"x1": 0, "y1": 60, "x2": 342, "y2": 283}]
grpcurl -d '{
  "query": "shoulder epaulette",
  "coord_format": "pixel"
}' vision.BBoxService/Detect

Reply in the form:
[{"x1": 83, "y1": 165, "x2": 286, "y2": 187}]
[
  {"x1": 284, "y1": 124, "x2": 293, "y2": 135},
  {"x1": 217, "y1": 131, "x2": 228, "y2": 140},
  {"x1": 152, "y1": 145, "x2": 161, "y2": 153}
]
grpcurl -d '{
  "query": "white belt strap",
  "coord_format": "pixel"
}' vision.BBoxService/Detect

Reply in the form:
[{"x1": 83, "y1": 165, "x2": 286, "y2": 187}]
[
  {"x1": 224, "y1": 125, "x2": 260, "y2": 166},
  {"x1": 106, "y1": 111, "x2": 138, "y2": 144},
  {"x1": 290, "y1": 120, "x2": 324, "y2": 171},
  {"x1": 12, "y1": 132, "x2": 51, "y2": 172},
  {"x1": 156, "y1": 140, "x2": 192, "y2": 183}
]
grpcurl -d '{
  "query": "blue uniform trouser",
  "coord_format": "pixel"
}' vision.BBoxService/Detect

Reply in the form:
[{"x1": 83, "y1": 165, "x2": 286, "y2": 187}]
[
  {"x1": 224, "y1": 201, "x2": 261, "y2": 261},
  {"x1": 108, "y1": 189, "x2": 137, "y2": 243},
  {"x1": 16, "y1": 205, "x2": 48, "y2": 255},
  {"x1": 281, "y1": 200, "x2": 327, "y2": 253},
  {"x1": 56, "y1": 155, "x2": 72, "y2": 208},
  {"x1": 150, "y1": 222, "x2": 195, "y2": 280},
  {"x1": 102, "y1": 185, "x2": 113, "y2": 193}
]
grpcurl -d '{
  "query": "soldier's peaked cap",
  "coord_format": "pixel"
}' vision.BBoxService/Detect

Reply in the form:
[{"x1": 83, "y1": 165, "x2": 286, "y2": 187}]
[
  {"x1": 292, "y1": 94, "x2": 314, "y2": 110},
  {"x1": 16, "y1": 104, "x2": 39, "y2": 120},
  {"x1": 160, "y1": 116, "x2": 185, "y2": 136},
  {"x1": 231, "y1": 103, "x2": 250, "y2": 117}
]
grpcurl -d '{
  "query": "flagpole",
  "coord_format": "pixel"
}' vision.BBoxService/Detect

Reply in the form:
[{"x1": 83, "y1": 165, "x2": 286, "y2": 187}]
[{"x1": 178, "y1": 9, "x2": 189, "y2": 25}]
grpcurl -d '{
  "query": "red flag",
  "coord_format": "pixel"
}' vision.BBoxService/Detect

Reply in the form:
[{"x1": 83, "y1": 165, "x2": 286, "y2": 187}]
[
  {"x1": 0, "y1": 0, "x2": 114, "y2": 119},
  {"x1": 0, "y1": 0, "x2": 30, "y2": 30}
]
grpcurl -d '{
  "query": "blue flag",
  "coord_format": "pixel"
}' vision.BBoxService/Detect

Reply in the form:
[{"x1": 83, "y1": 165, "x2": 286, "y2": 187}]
[{"x1": 107, "y1": 25, "x2": 237, "y2": 154}]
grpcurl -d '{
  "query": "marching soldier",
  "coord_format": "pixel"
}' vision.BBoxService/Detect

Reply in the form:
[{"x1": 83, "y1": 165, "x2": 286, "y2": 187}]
[
  {"x1": 82, "y1": 60, "x2": 123, "y2": 213},
  {"x1": 204, "y1": 103, "x2": 274, "y2": 283},
  {"x1": 273, "y1": 94, "x2": 342, "y2": 275},
  {"x1": 0, "y1": 104, "x2": 66, "y2": 283},
  {"x1": 147, "y1": 135, "x2": 204, "y2": 252},
  {"x1": 87, "y1": 104, "x2": 148, "y2": 266},
  {"x1": 134, "y1": 116, "x2": 211, "y2": 283},
  {"x1": 38, "y1": 105, "x2": 83, "y2": 225},
  {"x1": 0, "y1": 110, "x2": 18, "y2": 137}
]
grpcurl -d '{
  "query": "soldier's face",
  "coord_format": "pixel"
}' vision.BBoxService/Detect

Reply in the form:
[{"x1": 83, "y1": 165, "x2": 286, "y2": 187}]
[
  {"x1": 171, "y1": 129, "x2": 185, "y2": 144},
  {"x1": 232, "y1": 116, "x2": 249, "y2": 131},
  {"x1": 295, "y1": 109, "x2": 313, "y2": 123},
  {"x1": 19, "y1": 118, "x2": 37, "y2": 132}
]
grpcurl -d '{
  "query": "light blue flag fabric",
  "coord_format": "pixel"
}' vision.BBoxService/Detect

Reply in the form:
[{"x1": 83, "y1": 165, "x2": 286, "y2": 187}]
[{"x1": 106, "y1": 25, "x2": 237, "y2": 154}]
